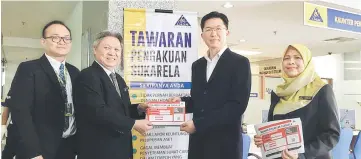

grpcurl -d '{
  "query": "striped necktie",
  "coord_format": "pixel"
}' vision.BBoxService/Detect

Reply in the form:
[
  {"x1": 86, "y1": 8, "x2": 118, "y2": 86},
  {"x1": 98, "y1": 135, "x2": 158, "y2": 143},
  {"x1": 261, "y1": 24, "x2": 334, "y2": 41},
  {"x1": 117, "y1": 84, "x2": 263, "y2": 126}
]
[
  {"x1": 59, "y1": 64, "x2": 69, "y2": 132},
  {"x1": 110, "y1": 73, "x2": 121, "y2": 97}
]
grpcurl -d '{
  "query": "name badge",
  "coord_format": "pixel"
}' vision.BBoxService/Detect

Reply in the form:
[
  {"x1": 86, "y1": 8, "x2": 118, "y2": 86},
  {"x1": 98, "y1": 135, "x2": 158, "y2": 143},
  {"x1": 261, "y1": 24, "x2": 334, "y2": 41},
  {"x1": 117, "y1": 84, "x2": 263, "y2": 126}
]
[{"x1": 299, "y1": 96, "x2": 313, "y2": 100}]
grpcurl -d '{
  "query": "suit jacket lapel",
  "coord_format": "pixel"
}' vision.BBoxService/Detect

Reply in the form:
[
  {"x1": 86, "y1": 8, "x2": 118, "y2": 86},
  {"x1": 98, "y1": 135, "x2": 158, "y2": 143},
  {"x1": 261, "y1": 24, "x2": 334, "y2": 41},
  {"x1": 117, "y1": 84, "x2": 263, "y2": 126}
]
[
  {"x1": 39, "y1": 54, "x2": 62, "y2": 93},
  {"x1": 116, "y1": 74, "x2": 130, "y2": 116},
  {"x1": 65, "y1": 63, "x2": 75, "y2": 83},
  {"x1": 207, "y1": 49, "x2": 229, "y2": 83},
  {"x1": 199, "y1": 58, "x2": 207, "y2": 85},
  {"x1": 92, "y1": 62, "x2": 120, "y2": 100},
  {"x1": 92, "y1": 62, "x2": 130, "y2": 116}
]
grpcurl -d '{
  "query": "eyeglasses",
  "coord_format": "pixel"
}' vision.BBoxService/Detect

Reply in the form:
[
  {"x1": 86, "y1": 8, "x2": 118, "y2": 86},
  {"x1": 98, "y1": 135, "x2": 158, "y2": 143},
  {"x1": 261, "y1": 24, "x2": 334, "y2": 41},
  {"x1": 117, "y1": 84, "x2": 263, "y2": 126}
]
[
  {"x1": 203, "y1": 27, "x2": 227, "y2": 34},
  {"x1": 44, "y1": 36, "x2": 72, "y2": 44}
]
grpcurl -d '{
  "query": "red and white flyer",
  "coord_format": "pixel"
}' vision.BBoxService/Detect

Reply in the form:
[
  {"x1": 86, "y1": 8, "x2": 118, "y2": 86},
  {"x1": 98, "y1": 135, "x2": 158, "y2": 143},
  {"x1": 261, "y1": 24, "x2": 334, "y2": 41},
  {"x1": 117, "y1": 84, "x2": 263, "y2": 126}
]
[
  {"x1": 254, "y1": 118, "x2": 304, "y2": 159},
  {"x1": 146, "y1": 101, "x2": 186, "y2": 125}
]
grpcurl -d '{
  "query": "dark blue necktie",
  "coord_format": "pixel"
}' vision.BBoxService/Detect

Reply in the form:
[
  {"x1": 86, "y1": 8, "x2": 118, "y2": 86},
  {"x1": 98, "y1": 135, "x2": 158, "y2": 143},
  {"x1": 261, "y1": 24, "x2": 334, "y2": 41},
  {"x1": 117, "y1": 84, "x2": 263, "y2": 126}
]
[
  {"x1": 59, "y1": 64, "x2": 66, "y2": 85},
  {"x1": 59, "y1": 64, "x2": 69, "y2": 132}
]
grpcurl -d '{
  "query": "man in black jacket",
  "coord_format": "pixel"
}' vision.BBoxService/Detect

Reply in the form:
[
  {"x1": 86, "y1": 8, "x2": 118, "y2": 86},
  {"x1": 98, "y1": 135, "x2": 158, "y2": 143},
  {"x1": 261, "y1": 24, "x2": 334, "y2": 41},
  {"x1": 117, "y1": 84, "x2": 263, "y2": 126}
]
[
  {"x1": 8, "y1": 20, "x2": 79, "y2": 159},
  {"x1": 170, "y1": 11, "x2": 252, "y2": 159},
  {"x1": 74, "y1": 31, "x2": 153, "y2": 159}
]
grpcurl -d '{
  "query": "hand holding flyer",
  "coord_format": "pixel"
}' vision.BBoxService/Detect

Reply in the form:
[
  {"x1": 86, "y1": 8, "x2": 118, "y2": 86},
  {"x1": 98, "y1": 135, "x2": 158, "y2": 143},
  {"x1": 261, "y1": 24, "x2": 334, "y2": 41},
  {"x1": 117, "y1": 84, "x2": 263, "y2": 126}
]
[
  {"x1": 254, "y1": 118, "x2": 305, "y2": 159},
  {"x1": 146, "y1": 101, "x2": 186, "y2": 125}
]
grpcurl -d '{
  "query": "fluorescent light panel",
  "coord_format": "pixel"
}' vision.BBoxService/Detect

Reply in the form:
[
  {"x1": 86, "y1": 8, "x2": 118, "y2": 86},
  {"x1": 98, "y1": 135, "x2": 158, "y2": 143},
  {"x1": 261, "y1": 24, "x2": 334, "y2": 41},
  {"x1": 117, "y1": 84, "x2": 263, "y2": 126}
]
[{"x1": 234, "y1": 50, "x2": 262, "y2": 55}]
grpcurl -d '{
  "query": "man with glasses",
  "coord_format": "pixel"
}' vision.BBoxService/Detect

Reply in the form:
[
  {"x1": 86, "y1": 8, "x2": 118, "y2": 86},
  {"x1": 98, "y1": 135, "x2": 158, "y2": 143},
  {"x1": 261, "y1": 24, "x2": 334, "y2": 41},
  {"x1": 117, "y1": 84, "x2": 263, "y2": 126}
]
[
  {"x1": 169, "y1": 11, "x2": 251, "y2": 159},
  {"x1": 7, "y1": 20, "x2": 79, "y2": 159}
]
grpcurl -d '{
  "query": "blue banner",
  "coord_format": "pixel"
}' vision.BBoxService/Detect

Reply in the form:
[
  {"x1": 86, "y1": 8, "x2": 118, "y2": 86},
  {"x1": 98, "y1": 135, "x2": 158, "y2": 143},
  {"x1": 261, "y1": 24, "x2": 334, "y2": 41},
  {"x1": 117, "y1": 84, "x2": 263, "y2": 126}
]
[
  {"x1": 327, "y1": 8, "x2": 361, "y2": 33},
  {"x1": 130, "y1": 82, "x2": 192, "y2": 89}
]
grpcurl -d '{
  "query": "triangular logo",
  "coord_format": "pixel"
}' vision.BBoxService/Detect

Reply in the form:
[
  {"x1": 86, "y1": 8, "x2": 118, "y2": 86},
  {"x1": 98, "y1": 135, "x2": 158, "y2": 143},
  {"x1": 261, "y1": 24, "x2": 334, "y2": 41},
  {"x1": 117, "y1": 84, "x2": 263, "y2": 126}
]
[
  {"x1": 175, "y1": 15, "x2": 191, "y2": 26},
  {"x1": 309, "y1": 8, "x2": 323, "y2": 22}
]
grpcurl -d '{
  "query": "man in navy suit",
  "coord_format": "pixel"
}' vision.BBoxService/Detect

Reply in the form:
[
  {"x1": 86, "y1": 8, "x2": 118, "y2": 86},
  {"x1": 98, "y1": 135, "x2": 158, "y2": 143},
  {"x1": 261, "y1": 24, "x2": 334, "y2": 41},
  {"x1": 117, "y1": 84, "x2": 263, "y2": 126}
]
[{"x1": 170, "y1": 11, "x2": 251, "y2": 159}]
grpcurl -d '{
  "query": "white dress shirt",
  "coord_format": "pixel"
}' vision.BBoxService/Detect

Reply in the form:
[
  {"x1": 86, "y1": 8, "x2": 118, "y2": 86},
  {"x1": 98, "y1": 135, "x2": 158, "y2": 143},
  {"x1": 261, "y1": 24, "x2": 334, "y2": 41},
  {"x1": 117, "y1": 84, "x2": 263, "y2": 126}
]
[
  {"x1": 204, "y1": 46, "x2": 227, "y2": 81},
  {"x1": 45, "y1": 53, "x2": 75, "y2": 138},
  {"x1": 95, "y1": 60, "x2": 115, "y2": 79}
]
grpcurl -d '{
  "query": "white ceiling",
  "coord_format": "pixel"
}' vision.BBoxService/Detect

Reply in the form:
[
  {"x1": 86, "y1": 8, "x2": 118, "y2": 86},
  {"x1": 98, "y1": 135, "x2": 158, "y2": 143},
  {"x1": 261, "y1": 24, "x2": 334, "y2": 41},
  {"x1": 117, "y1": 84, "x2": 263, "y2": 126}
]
[
  {"x1": 1, "y1": 1, "x2": 78, "y2": 38},
  {"x1": 175, "y1": 1, "x2": 361, "y2": 62},
  {"x1": 1, "y1": 1, "x2": 361, "y2": 63}
]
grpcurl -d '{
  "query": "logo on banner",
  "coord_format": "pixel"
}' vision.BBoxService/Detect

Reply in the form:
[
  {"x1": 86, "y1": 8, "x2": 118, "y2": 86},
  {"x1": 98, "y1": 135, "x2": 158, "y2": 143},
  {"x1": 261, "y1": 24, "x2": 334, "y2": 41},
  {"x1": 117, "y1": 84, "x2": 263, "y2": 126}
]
[
  {"x1": 175, "y1": 15, "x2": 191, "y2": 27},
  {"x1": 309, "y1": 8, "x2": 323, "y2": 22}
]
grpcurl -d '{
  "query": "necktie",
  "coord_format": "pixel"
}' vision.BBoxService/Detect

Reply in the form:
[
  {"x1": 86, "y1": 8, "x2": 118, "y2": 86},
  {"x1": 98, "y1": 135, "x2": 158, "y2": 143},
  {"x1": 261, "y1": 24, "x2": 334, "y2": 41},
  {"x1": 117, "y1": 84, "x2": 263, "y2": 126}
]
[
  {"x1": 110, "y1": 73, "x2": 130, "y2": 116},
  {"x1": 59, "y1": 64, "x2": 69, "y2": 132},
  {"x1": 110, "y1": 73, "x2": 121, "y2": 97},
  {"x1": 59, "y1": 64, "x2": 66, "y2": 86}
]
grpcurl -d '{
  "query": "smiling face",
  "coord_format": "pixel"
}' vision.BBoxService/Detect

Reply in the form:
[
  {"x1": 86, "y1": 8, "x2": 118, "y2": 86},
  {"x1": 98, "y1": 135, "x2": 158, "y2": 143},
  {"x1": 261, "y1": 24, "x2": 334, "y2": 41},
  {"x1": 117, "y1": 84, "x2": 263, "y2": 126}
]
[
  {"x1": 201, "y1": 18, "x2": 229, "y2": 50},
  {"x1": 93, "y1": 36, "x2": 122, "y2": 70},
  {"x1": 282, "y1": 47, "x2": 305, "y2": 78}
]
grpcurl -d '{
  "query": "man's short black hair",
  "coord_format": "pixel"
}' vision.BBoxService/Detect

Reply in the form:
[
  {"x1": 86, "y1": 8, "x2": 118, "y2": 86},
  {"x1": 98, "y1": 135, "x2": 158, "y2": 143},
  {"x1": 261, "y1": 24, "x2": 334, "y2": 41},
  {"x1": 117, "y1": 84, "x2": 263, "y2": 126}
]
[
  {"x1": 200, "y1": 11, "x2": 229, "y2": 31},
  {"x1": 42, "y1": 20, "x2": 71, "y2": 38}
]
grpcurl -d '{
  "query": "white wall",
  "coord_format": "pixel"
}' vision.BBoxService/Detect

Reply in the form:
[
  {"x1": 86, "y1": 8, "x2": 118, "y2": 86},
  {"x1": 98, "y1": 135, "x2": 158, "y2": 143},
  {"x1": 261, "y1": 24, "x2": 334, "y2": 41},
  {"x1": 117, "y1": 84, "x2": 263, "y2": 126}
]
[
  {"x1": 313, "y1": 54, "x2": 361, "y2": 100},
  {"x1": 250, "y1": 65, "x2": 260, "y2": 98},
  {"x1": 313, "y1": 54, "x2": 343, "y2": 98},
  {"x1": 244, "y1": 99, "x2": 270, "y2": 125},
  {"x1": 65, "y1": 1, "x2": 83, "y2": 69}
]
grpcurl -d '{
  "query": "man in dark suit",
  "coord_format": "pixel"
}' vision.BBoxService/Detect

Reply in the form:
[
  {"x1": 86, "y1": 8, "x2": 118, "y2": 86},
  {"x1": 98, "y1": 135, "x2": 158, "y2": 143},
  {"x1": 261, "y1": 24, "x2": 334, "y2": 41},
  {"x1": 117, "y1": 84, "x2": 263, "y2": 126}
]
[
  {"x1": 2, "y1": 95, "x2": 21, "y2": 159},
  {"x1": 170, "y1": 11, "x2": 252, "y2": 159},
  {"x1": 7, "y1": 20, "x2": 79, "y2": 159},
  {"x1": 74, "y1": 31, "x2": 153, "y2": 159}
]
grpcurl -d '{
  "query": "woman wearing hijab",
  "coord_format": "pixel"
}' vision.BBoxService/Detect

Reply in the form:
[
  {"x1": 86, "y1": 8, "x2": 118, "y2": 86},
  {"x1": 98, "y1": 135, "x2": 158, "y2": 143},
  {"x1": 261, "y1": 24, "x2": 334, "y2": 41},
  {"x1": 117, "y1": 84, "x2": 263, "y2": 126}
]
[{"x1": 254, "y1": 44, "x2": 340, "y2": 159}]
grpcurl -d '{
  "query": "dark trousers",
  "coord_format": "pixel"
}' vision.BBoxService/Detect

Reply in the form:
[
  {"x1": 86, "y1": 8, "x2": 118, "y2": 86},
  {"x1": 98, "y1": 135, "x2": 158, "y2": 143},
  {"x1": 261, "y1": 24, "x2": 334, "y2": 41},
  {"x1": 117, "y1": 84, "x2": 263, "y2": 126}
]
[
  {"x1": 2, "y1": 124, "x2": 19, "y2": 159},
  {"x1": 16, "y1": 135, "x2": 77, "y2": 159},
  {"x1": 54, "y1": 135, "x2": 77, "y2": 159}
]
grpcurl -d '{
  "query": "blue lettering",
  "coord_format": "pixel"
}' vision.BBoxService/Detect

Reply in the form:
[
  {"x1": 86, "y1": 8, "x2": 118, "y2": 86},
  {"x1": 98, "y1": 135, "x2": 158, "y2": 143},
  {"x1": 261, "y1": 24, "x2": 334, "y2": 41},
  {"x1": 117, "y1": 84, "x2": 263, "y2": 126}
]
[
  {"x1": 131, "y1": 31, "x2": 191, "y2": 48},
  {"x1": 137, "y1": 31, "x2": 145, "y2": 46},
  {"x1": 176, "y1": 32, "x2": 183, "y2": 48},
  {"x1": 159, "y1": 32, "x2": 166, "y2": 47}
]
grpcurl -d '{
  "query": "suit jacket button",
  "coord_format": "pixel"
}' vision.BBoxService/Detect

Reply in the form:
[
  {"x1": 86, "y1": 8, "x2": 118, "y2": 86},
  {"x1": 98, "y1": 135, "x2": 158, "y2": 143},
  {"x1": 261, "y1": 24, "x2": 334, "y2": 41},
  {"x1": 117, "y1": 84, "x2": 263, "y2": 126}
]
[
  {"x1": 201, "y1": 109, "x2": 204, "y2": 112},
  {"x1": 203, "y1": 91, "x2": 207, "y2": 94}
]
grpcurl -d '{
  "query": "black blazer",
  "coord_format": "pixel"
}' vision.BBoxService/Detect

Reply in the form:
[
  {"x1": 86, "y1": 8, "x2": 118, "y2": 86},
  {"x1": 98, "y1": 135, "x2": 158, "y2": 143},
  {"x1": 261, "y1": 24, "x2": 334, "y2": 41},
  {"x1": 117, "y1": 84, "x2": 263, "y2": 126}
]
[
  {"x1": 182, "y1": 48, "x2": 252, "y2": 159},
  {"x1": 268, "y1": 84, "x2": 340, "y2": 159},
  {"x1": 74, "y1": 62, "x2": 144, "y2": 159},
  {"x1": 7, "y1": 55, "x2": 79, "y2": 159}
]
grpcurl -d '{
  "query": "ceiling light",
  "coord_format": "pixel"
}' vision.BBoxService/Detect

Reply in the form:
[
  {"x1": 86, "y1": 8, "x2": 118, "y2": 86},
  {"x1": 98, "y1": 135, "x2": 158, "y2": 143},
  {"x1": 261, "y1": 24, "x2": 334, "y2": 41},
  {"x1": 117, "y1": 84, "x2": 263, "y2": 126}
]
[
  {"x1": 223, "y1": 2, "x2": 233, "y2": 8},
  {"x1": 343, "y1": 61, "x2": 361, "y2": 63},
  {"x1": 323, "y1": 37, "x2": 358, "y2": 43},
  {"x1": 234, "y1": 50, "x2": 262, "y2": 55},
  {"x1": 239, "y1": 39, "x2": 246, "y2": 42},
  {"x1": 344, "y1": 68, "x2": 361, "y2": 70}
]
